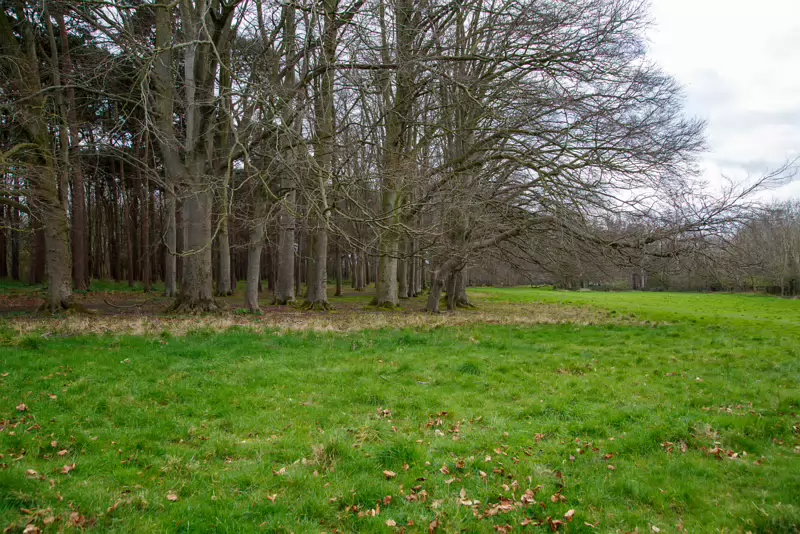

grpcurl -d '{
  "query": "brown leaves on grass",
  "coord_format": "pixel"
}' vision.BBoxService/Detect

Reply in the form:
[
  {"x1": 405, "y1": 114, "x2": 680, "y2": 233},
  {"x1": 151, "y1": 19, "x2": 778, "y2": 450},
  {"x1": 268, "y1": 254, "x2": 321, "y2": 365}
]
[
  {"x1": 661, "y1": 441, "x2": 688, "y2": 453},
  {"x1": 59, "y1": 464, "x2": 75, "y2": 475},
  {"x1": 166, "y1": 491, "x2": 179, "y2": 502},
  {"x1": 383, "y1": 470, "x2": 397, "y2": 479},
  {"x1": 16, "y1": 404, "x2": 28, "y2": 412}
]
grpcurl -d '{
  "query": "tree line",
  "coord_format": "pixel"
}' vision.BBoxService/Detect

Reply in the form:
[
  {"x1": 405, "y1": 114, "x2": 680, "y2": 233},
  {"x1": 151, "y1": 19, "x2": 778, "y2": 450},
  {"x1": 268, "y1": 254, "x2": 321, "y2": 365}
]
[{"x1": 0, "y1": 0, "x2": 793, "y2": 313}]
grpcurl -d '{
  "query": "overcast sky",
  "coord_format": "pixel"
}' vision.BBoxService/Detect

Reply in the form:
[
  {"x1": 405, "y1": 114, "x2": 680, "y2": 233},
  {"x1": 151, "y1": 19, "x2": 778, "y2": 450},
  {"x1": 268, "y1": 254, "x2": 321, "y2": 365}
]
[{"x1": 647, "y1": 0, "x2": 800, "y2": 200}]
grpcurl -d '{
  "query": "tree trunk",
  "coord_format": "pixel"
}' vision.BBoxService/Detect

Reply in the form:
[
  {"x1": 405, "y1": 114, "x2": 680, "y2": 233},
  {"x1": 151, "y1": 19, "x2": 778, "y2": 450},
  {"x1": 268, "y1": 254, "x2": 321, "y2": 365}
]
[
  {"x1": 171, "y1": 188, "x2": 217, "y2": 312},
  {"x1": 10, "y1": 196, "x2": 20, "y2": 280},
  {"x1": 0, "y1": 206, "x2": 7, "y2": 278},
  {"x1": 57, "y1": 13, "x2": 88, "y2": 291},
  {"x1": 30, "y1": 222, "x2": 45, "y2": 284},
  {"x1": 164, "y1": 185, "x2": 178, "y2": 296},
  {"x1": 398, "y1": 240, "x2": 409, "y2": 299},
  {"x1": 139, "y1": 144, "x2": 151, "y2": 292},
  {"x1": 304, "y1": 227, "x2": 330, "y2": 309},
  {"x1": 455, "y1": 269, "x2": 472, "y2": 307},
  {"x1": 275, "y1": 194, "x2": 296, "y2": 304},
  {"x1": 245, "y1": 218, "x2": 265, "y2": 312},
  {"x1": 427, "y1": 273, "x2": 445, "y2": 313},
  {"x1": 334, "y1": 242, "x2": 343, "y2": 296},
  {"x1": 216, "y1": 213, "x2": 232, "y2": 295}
]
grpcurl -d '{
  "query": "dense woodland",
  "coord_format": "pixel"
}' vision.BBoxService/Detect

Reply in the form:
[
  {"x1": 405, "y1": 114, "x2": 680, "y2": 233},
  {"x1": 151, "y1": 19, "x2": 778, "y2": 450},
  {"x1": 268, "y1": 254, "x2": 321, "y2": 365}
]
[{"x1": 1, "y1": 0, "x2": 797, "y2": 314}]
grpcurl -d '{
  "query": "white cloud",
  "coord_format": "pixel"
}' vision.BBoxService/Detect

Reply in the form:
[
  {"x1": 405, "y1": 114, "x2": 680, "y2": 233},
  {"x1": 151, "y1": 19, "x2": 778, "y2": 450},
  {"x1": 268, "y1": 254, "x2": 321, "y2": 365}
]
[{"x1": 647, "y1": 0, "x2": 800, "y2": 200}]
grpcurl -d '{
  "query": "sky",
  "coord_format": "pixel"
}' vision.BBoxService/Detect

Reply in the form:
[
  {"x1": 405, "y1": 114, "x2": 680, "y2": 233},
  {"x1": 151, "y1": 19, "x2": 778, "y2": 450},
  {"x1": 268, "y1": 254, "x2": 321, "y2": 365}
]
[{"x1": 647, "y1": 0, "x2": 800, "y2": 200}]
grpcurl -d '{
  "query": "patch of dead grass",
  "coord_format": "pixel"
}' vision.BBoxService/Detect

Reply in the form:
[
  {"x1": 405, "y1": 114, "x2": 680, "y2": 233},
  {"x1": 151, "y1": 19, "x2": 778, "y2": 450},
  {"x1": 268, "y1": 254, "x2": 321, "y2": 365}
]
[{"x1": 0, "y1": 301, "x2": 647, "y2": 338}]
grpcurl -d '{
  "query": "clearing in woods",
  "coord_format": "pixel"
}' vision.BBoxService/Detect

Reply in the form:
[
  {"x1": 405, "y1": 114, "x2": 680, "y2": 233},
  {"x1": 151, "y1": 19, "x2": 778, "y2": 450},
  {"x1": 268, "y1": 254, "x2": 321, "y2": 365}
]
[{"x1": 0, "y1": 287, "x2": 798, "y2": 532}]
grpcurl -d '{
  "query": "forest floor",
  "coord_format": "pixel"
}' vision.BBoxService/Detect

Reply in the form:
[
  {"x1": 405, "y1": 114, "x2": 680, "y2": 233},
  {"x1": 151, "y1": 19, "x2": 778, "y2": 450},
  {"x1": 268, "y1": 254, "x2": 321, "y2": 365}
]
[{"x1": 0, "y1": 285, "x2": 798, "y2": 532}]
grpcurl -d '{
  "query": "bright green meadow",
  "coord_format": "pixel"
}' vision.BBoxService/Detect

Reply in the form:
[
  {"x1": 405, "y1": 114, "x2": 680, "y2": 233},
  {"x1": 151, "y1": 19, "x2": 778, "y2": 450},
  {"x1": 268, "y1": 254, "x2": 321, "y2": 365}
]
[{"x1": 0, "y1": 288, "x2": 798, "y2": 532}]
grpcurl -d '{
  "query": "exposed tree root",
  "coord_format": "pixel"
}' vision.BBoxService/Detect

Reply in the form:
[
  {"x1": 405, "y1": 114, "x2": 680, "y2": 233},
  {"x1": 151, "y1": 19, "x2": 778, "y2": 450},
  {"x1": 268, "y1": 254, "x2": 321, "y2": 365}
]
[
  {"x1": 373, "y1": 301, "x2": 400, "y2": 309},
  {"x1": 273, "y1": 297, "x2": 296, "y2": 306},
  {"x1": 103, "y1": 297, "x2": 154, "y2": 310},
  {"x1": 301, "y1": 300, "x2": 333, "y2": 311},
  {"x1": 37, "y1": 301, "x2": 95, "y2": 315},
  {"x1": 167, "y1": 297, "x2": 221, "y2": 314}
]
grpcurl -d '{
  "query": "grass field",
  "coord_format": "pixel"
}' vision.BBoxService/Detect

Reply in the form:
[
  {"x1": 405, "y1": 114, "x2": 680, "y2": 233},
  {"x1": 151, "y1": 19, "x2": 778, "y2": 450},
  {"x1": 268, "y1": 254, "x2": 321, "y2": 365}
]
[{"x1": 0, "y1": 288, "x2": 798, "y2": 532}]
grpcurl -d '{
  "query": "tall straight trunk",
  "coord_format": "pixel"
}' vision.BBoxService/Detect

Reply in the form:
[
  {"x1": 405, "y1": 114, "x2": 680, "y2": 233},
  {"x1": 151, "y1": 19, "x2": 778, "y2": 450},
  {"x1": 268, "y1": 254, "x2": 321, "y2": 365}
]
[
  {"x1": 173, "y1": 187, "x2": 217, "y2": 311},
  {"x1": 217, "y1": 213, "x2": 232, "y2": 295},
  {"x1": 122, "y1": 162, "x2": 134, "y2": 287},
  {"x1": 10, "y1": 194, "x2": 20, "y2": 280},
  {"x1": 0, "y1": 206, "x2": 6, "y2": 278},
  {"x1": 376, "y1": 209, "x2": 399, "y2": 306},
  {"x1": 164, "y1": 184, "x2": 177, "y2": 296},
  {"x1": 303, "y1": 0, "x2": 337, "y2": 310},
  {"x1": 408, "y1": 244, "x2": 416, "y2": 298},
  {"x1": 304, "y1": 228, "x2": 329, "y2": 308},
  {"x1": 139, "y1": 161, "x2": 151, "y2": 292},
  {"x1": 356, "y1": 251, "x2": 366, "y2": 290},
  {"x1": 245, "y1": 209, "x2": 265, "y2": 312},
  {"x1": 93, "y1": 180, "x2": 103, "y2": 279},
  {"x1": 398, "y1": 240, "x2": 409, "y2": 299},
  {"x1": 334, "y1": 242, "x2": 343, "y2": 296},
  {"x1": 274, "y1": 2, "x2": 298, "y2": 305},
  {"x1": 57, "y1": 13, "x2": 88, "y2": 291},
  {"x1": 374, "y1": 0, "x2": 414, "y2": 307},
  {"x1": 0, "y1": 7, "x2": 71, "y2": 309}
]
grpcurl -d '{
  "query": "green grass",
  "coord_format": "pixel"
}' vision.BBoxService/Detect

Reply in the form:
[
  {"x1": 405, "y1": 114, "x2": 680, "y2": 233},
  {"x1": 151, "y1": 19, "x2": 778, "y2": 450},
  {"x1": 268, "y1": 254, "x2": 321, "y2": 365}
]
[{"x1": 0, "y1": 290, "x2": 798, "y2": 532}]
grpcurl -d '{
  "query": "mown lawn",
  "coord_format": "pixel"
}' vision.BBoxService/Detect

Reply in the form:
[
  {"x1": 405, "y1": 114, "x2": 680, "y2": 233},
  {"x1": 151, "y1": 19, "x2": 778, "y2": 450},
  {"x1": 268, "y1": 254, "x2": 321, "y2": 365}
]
[{"x1": 0, "y1": 289, "x2": 798, "y2": 532}]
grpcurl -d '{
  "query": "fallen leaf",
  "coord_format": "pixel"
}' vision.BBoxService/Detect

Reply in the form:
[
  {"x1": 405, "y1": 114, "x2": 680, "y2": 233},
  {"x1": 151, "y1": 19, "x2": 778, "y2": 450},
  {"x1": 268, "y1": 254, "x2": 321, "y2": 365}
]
[
  {"x1": 68, "y1": 512, "x2": 86, "y2": 527},
  {"x1": 48, "y1": 394, "x2": 57, "y2": 400},
  {"x1": 273, "y1": 467, "x2": 287, "y2": 476},
  {"x1": 22, "y1": 525, "x2": 41, "y2": 534},
  {"x1": 383, "y1": 470, "x2": 397, "y2": 479},
  {"x1": 383, "y1": 495, "x2": 392, "y2": 506},
  {"x1": 16, "y1": 403, "x2": 28, "y2": 412},
  {"x1": 607, "y1": 465, "x2": 616, "y2": 471},
  {"x1": 60, "y1": 463, "x2": 76, "y2": 474},
  {"x1": 50, "y1": 441, "x2": 58, "y2": 448},
  {"x1": 564, "y1": 509, "x2": 575, "y2": 522},
  {"x1": 429, "y1": 518, "x2": 440, "y2": 533},
  {"x1": 439, "y1": 464, "x2": 450, "y2": 475},
  {"x1": 166, "y1": 491, "x2": 179, "y2": 502},
  {"x1": 25, "y1": 469, "x2": 39, "y2": 478},
  {"x1": 494, "y1": 525, "x2": 512, "y2": 533},
  {"x1": 58, "y1": 450, "x2": 69, "y2": 457},
  {"x1": 652, "y1": 526, "x2": 661, "y2": 533},
  {"x1": 386, "y1": 519, "x2": 397, "y2": 527},
  {"x1": 266, "y1": 494, "x2": 277, "y2": 503}
]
